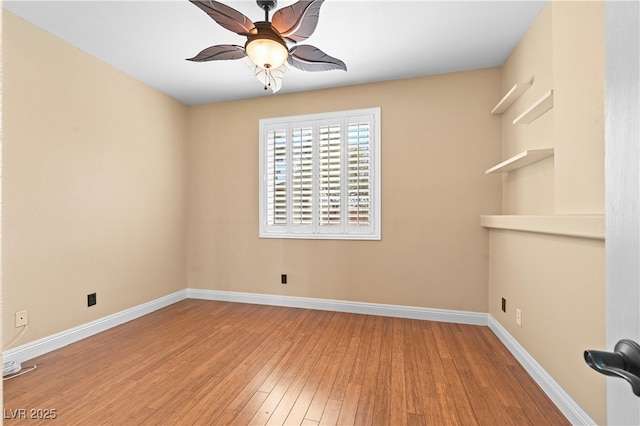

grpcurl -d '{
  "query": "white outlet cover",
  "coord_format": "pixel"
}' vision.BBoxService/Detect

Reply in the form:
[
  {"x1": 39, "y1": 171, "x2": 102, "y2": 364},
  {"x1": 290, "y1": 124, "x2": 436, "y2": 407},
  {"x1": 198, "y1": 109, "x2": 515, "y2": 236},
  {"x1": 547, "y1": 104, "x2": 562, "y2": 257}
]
[{"x1": 14, "y1": 310, "x2": 28, "y2": 327}]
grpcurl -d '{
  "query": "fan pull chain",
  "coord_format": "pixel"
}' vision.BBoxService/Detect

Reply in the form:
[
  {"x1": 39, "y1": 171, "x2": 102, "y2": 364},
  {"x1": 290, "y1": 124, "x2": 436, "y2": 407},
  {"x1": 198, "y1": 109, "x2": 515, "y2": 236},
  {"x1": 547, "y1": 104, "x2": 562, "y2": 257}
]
[{"x1": 264, "y1": 66, "x2": 272, "y2": 91}]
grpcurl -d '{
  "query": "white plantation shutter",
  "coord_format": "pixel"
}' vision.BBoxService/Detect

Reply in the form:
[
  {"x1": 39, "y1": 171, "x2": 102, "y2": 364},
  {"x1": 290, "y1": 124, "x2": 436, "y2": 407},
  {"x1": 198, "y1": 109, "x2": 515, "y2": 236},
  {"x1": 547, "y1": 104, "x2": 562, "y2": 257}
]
[
  {"x1": 347, "y1": 119, "x2": 372, "y2": 232},
  {"x1": 291, "y1": 125, "x2": 314, "y2": 231},
  {"x1": 259, "y1": 108, "x2": 380, "y2": 240},
  {"x1": 318, "y1": 122, "x2": 342, "y2": 231},
  {"x1": 266, "y1": 127, "x2": 287, "y2": 227}
]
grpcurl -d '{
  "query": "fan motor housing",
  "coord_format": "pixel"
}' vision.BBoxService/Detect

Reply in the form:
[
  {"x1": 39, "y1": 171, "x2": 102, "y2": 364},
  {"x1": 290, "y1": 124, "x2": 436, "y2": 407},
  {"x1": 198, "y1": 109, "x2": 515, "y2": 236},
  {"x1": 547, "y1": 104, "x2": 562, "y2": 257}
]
[
  {"x1": 245, "y1": 22, "x2": 288, "y2": 50},
  {"x1": 257, "y1": 1, "x2": 277, "y2": 12}
]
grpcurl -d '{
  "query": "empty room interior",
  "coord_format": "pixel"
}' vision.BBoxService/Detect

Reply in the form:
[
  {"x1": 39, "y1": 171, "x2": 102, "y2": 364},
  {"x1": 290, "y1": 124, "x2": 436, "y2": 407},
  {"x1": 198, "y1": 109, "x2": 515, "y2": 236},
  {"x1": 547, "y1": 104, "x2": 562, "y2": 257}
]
[{"x1": 2, "y1": 0, "x2": 637, "y2": 425}]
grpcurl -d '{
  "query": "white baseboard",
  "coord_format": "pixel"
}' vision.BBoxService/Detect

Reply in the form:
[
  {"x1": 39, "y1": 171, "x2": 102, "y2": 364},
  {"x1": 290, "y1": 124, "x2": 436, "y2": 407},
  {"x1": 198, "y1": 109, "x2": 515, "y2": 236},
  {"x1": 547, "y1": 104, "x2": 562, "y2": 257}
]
[
  {"x1": 3, "y1": 288, "x2": 592, "y2": 425},
  {"x1": 3, "y1": 290, "x2": 187, "y2": 364},
  {"x1": 488, "y1": 315, "x2": 596, "y2": 426},
  {"x1": 186, "y1": 288, "x2": 489, "y2": 326},
  {"x1": 3, "y1": 289, "x2": 483, "y2": 364}
]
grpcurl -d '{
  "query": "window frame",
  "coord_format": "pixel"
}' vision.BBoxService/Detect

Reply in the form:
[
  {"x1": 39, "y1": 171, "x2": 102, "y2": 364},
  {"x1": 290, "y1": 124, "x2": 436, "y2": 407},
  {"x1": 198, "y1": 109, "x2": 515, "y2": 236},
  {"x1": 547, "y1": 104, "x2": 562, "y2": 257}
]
[{"x1": 259, "y1": 107, "x2": 381, "y2": 240}]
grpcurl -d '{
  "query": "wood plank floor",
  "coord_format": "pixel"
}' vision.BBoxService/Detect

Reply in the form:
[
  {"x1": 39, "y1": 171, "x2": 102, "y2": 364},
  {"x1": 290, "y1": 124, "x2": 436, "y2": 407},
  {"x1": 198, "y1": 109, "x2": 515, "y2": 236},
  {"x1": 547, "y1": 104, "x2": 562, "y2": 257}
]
[{"x1": 3, "y1": 299, "x2": 568, "y2": 425}]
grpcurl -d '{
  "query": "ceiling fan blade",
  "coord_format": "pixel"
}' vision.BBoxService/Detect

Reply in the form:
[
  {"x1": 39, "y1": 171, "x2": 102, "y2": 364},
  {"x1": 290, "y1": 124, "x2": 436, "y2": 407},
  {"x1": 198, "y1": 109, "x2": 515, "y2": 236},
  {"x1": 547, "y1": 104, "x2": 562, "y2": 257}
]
[
  {"x1": 252, "y1": 64, "x2": 287, "y2": 93},
  {"x1": 189, "y1": 0, "x2": 256, "y2": 36},
  {"x1": 288, "y1": 45, "x2": 347, "y2": 72},
  {"x1": 271, "y1": 0, "x2": 325, "y2": 43},
  {"x1": 187, "y1": 44, "x2": 247, "y2": 62}
]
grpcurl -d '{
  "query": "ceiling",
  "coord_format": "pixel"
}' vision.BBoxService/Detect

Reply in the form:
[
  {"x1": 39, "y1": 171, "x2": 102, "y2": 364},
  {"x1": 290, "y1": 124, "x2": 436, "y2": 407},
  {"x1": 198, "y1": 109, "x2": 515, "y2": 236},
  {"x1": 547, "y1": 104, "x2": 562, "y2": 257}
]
[{"x1": 4, "y1": 0, "x2": 547, "y2": 106}]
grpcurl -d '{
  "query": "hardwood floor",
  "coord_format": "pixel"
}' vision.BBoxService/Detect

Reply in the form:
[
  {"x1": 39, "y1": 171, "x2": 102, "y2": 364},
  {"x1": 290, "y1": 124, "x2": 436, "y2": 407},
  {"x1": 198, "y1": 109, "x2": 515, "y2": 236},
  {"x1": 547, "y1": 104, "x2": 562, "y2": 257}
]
[{"x1": 3, "y1": 299, "x2": 568, "y2": 425}]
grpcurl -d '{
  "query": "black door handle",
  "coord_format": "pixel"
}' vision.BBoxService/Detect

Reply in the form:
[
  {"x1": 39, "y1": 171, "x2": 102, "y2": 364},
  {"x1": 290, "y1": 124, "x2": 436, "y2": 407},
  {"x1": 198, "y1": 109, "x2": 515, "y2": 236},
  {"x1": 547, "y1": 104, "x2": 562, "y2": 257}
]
[{"x1": 585, "y1": 339, "x2": 640, "y2": 397}]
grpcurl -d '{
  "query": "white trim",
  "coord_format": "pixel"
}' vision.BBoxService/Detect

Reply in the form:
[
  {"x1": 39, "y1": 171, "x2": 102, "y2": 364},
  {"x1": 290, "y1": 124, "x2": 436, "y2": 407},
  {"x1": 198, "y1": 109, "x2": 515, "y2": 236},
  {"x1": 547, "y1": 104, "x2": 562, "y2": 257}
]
[
  {"x1": 2, "y1": 290, "x2": 187, "y2": 364},
  {"x1": 259, "y1": 107, "x2": 381, "y2": 240},
  {"x1": 2, "y1": 289, "x2": 486, "y2": 365},
  {"x1": 605, "y1": 1, "x2": 640, "y2": 424},
  {"x1": 488, "y1": 315, "x2": 597, "y2": 426},
  {"x1": 2, "y1": 288, "x2": 592, "y2": 425},
  {"x1": 186, "y1": 288, "x2": 487, "y2": 326}
]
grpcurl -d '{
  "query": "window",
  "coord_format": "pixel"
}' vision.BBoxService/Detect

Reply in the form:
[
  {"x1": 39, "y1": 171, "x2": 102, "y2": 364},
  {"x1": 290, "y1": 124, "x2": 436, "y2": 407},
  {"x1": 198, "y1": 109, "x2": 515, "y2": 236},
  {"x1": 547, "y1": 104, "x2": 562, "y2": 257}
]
[{"x1": 259, "y1": 107, "x2": 381, "y2": 240}]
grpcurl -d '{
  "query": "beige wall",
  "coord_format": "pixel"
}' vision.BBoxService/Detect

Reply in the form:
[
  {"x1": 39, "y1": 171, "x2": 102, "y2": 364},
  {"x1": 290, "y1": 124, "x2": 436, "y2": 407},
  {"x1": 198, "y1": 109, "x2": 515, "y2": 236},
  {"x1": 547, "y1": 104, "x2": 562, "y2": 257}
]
[
  {"x1": 488, "y1": 231, "x2": 605, "y2": 422},
  {"x1": 487, "y1": 2, "x2": 606, "y2": 423},
  {"x1": 187, "y1": 70, "x2": 502, "y2": 312},
  {"x1": 553, "y1": 1, "x2": 605, "y2": 214},
  {"x1": 2, "y1": 13, "x2": 188, "y2": 343},
  {"x1": 3, "y1": 2, "x2": 608, "y2": 423},
  {"x1": 500, "y1": 5, "x2": 554, "y2": 215},
  {"x1": 1, "y1": 3, "x2": 4, "y2": 403},
  {"x1": 3, "y1": 6, "x2": 502, "y2": 348}
]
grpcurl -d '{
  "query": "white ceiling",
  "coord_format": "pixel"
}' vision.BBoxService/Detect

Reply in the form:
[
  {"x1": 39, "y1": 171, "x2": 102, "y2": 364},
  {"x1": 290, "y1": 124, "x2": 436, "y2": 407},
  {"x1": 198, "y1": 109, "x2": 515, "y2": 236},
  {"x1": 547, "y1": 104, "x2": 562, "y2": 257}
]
[{"x1": 4, "y1": 0, "x2": 547, "y2": 106}]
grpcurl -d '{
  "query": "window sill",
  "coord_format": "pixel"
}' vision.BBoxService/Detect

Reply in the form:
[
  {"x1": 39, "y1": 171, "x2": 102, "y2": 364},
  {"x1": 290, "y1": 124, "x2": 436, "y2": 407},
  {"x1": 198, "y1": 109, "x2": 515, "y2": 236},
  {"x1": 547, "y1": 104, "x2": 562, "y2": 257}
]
[{"x1": 259, "y1": 232, "x2": 381, "y2": 241}]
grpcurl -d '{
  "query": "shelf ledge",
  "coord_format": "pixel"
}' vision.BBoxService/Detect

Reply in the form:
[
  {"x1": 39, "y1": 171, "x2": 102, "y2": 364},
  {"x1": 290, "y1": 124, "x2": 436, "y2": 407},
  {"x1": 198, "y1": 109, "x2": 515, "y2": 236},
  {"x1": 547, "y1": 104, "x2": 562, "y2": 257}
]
[
  {"x1": 491, "y1": 81, "x2": 533, "y2": 115},
  {"x1": 481, "y1": 215, "x2": 605, "y2": 240},
  {"x1": 485, "y1": 148, "x2": 554, "y2": 174},
  {"x1": 513, "y1": 90, "x2": 554, "y2": 125}
]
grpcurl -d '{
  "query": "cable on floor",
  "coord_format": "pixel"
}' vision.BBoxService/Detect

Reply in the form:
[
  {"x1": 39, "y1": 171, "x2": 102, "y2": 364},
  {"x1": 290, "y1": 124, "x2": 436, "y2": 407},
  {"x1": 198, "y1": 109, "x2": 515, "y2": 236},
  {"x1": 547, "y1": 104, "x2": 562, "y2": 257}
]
[
  {"x1": 3, "y1": 324, "x2": 34, "y2": 379},
  {"x1": 3, "y1": 364, "x2": 37, "y2": 381}
]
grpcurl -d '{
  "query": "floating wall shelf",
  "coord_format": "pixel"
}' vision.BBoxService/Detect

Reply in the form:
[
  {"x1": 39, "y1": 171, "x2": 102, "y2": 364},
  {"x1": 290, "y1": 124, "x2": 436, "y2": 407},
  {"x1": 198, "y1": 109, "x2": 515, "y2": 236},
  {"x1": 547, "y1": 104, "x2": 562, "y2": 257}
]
[
  {"x1": 513, "y1": 90, "x2": 554, "y2": 125},
  {"x1": 485, "y1": 148, "x2": 554, "y2": 174},
  {"x1": 481, "y1": 215, "x2": 605, "y2": 240},
  {"x1": 491, "y1": 81, "x2": 533, "y2": 115}
]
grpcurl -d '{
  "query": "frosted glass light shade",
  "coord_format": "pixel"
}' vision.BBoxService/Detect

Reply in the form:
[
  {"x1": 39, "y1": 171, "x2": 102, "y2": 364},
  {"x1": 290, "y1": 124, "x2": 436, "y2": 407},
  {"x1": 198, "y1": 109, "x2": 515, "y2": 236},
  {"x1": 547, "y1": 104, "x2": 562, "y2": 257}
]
[{"x1": 246, "y1": 37, "x2": 288, "y2": 69}]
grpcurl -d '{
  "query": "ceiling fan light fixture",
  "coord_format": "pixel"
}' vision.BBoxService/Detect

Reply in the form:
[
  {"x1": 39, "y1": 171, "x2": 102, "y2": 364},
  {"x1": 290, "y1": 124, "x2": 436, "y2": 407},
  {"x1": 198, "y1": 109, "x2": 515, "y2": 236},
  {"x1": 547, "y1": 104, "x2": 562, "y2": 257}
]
[
  {"x1": 245, "y1": 22, "x2": 288, "y2": 69},
  {"x1": 187, "y1": 0, "x2": 346, "y2": 92}
]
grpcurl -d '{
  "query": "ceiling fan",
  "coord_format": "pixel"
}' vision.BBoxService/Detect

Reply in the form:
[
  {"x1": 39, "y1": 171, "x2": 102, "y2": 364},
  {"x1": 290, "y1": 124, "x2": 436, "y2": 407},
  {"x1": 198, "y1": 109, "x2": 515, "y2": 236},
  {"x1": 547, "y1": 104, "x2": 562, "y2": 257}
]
[{"x1": 187, "y1": 0, "x2": 347, "y2": 93}]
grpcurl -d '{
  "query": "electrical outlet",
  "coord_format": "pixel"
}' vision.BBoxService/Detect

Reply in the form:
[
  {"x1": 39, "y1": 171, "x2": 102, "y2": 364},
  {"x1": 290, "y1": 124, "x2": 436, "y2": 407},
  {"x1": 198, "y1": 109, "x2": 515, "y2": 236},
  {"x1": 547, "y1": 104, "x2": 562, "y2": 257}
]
[
  {"x1": 501, "y1": 298, "x2": 506, "y2": 313},
  {"x1": 15, "y1": 310, "x2": 28, "y2": 328},
  {"x1": 516, "y1": 308, "x2": 522, "y2": 327},
  {"x1": 281, "y1": 274, "x2": 287, "y2": 284},
  {"x1": 87, "y1": 293, "x2": 97, "y2": 307}
]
